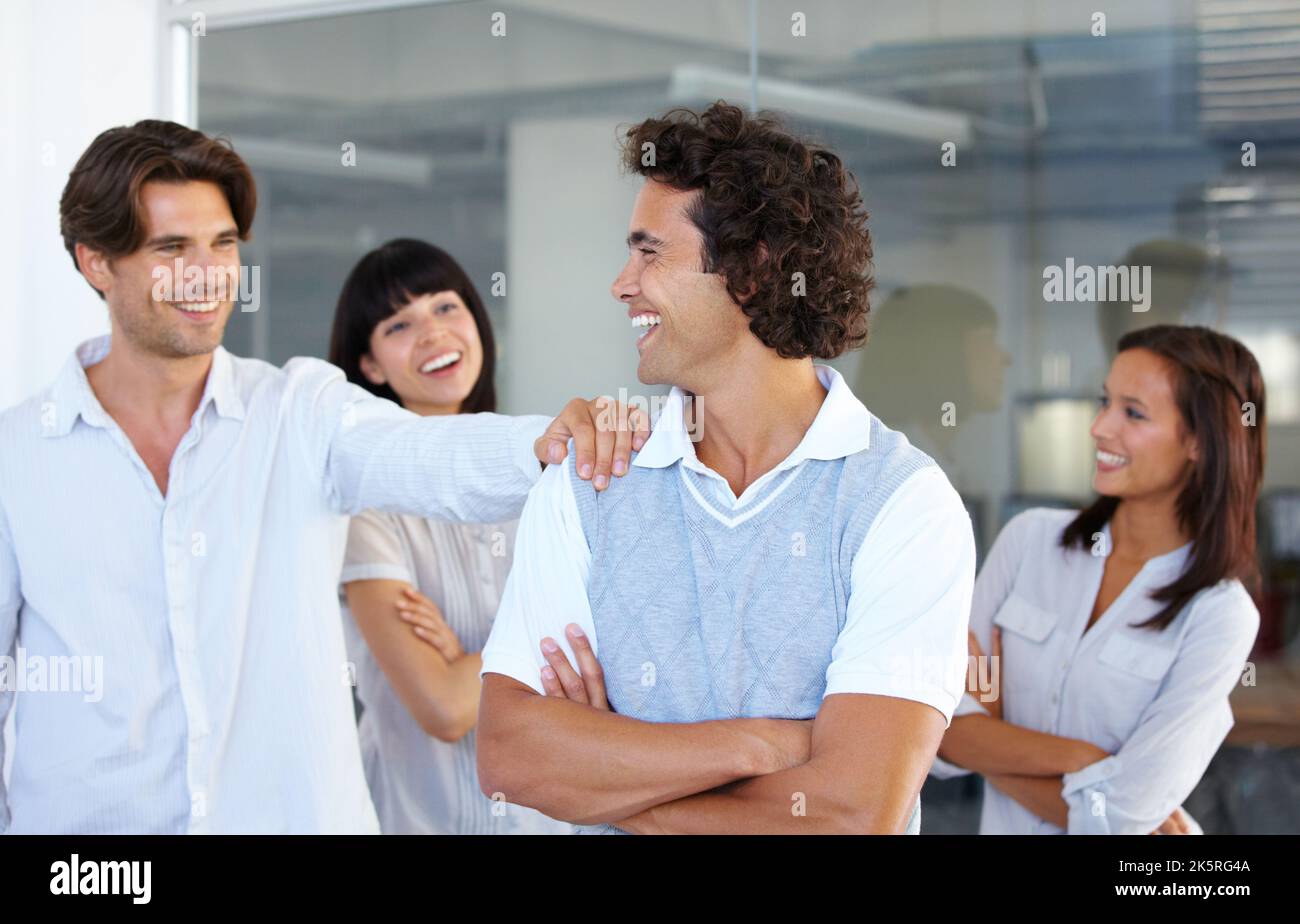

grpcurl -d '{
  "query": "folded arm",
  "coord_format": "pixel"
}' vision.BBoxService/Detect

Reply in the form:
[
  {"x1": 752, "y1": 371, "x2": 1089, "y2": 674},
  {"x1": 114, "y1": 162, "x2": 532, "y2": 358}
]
[
  {"x1": 345, "y1": 578, "x2": 481, "y2": 742},
  {"x1": 616, "y1": 693, "x2": 946, "y2": 834},
  {"x1": 938, "y1": 712, "x2": 1109, "y2": 777},
  {"x1": 477, "y1": 673, "x2": 809, "y2": 825}
]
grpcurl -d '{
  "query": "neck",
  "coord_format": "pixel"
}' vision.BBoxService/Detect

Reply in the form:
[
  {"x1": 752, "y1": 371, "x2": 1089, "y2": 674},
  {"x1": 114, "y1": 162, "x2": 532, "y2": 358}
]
[
  {"x1": 86, "y1": 334, "x2": 213, "y2": 425},
  {"x1": 402, "y1": 399, "x2": 460, "y2": 417},
  {"x1": 1109, "y1": 490, "x2": 1191, "y2": 561},
  {"x1": 687, "y1": 346, "x2": 827, "y2": 497}
]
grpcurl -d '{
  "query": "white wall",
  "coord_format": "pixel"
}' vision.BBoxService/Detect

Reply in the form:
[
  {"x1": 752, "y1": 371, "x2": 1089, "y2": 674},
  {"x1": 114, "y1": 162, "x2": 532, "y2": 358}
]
[
  {"x1": 503, "y1": 115, "x2": 656, "y2": 416},
  {"x1": 0, "y1": 0, "x2": 162, "y2": 412},
  {"x1": 0, "y1": 0, "x2": 162, "y2": 790}
]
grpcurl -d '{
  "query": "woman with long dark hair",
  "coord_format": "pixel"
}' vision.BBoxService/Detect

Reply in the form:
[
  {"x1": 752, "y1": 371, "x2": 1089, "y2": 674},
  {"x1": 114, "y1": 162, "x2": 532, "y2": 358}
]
[
  {"x1": 329, "y1": 238, "x2": 569, "y2": 834},
  {"x1": 931, "y1": 324, "x2": 1264, "y2": 834}
]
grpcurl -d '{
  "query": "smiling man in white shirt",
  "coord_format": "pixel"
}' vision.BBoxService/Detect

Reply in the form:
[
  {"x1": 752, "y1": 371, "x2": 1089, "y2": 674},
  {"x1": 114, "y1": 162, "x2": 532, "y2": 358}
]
[
  {"x1": 477, "y1": 103, "x2": 976, "y2": 834},
  {"x1": 0, "y1": 120, "x2": 644, "y2": 834}
]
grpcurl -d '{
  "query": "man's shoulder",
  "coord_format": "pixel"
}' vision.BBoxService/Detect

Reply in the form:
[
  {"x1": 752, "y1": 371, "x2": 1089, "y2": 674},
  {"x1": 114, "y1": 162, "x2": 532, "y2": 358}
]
[{"x1": 222, "y1": 349, "x2": 349, "y2": 406}]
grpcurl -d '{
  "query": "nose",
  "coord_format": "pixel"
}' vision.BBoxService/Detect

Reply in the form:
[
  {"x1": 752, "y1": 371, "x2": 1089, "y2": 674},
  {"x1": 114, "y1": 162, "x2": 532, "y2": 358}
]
[
  {"x1": 611, "y1": 255, "x2": 640, "y2": 303},
  {"x1": 187, "y1": 243, "x2": 240, "y2": 299},
  {"x1": 1090, "y1": 404, "x2": 1116, "y2": 444}
]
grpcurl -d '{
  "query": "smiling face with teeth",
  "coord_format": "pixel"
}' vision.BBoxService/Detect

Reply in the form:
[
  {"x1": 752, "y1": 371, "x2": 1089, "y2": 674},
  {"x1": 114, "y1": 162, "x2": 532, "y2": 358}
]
[
  {"x1": 359, "y1": 290, "x2": 483, "y2": 416},
  {"x1": 1090, "y1": 347, "x2": 1199, "y2": 502},
  {"x1": 612, "y1": 180, "x2": 751, "y2": 389},
  {"x1": 77, "y1": 180, "x2": 241, "y2": 360}
]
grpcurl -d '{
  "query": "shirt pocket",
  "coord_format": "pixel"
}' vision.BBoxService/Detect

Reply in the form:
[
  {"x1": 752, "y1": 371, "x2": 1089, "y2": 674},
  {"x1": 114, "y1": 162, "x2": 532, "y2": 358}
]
[
  {"x1": 1094, "y1": 633, "x2": 1179, "y2": 741},
  {"x1": 991, "y1": 594, "x2": 1059, "y2": 713},
  {"x1": 1096, "y1": 633, "x2": 1178, "y2": 682},
  {"x1": 993, "y1": 593, "x2": 1058, "y2": 643}
]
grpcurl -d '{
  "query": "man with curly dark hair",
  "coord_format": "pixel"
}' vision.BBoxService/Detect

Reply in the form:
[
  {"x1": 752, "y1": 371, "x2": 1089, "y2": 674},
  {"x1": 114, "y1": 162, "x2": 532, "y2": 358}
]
[{"x1": 479, "y1": 102, "x2": 976, "y2": 834}]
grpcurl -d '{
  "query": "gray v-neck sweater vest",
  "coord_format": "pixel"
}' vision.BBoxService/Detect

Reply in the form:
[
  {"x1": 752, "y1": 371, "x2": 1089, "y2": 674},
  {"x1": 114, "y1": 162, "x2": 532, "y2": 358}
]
[{"x1": 568, "y1": 412, "x2": 936, "y2": 834}]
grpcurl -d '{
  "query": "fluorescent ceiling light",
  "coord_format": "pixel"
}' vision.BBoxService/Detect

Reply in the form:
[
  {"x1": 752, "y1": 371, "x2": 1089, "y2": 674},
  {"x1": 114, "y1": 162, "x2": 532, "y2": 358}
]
[
  {"x1": 669, "y1": 64, "x2": 974, "y2": 145},
  {"x1": 231, "y1": 136, "x2": 434, "y2": 188}
]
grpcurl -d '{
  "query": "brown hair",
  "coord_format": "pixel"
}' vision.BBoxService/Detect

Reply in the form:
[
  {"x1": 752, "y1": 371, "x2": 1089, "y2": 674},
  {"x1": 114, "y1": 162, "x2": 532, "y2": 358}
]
[
  {"x1": 59, "y1": 120, "x2": 257, "y2": 298},
  {"x1": 619, "y1": 102, "x2": 873, "y2": 359},
  {"x1": 1062, "y1": 324, "x2": 1267, "y2": 630}
]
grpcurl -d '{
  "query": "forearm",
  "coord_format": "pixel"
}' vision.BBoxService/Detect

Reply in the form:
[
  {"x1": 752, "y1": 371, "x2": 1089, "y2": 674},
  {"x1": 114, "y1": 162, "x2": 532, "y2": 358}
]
[
  {"x1": 421, "y1": 653, "x2": 483, "y2": 742},
  {"x1": 938, "y1": 715, "x2": 1107, "y2": 777},
  {"x1": 986, "y1": 773, "x2": 1068, "y2": 828},
  {"x1": 478, "y1": 685, "x2": 789, "y2": 825},
  {"x1": 617, "y1": 758, "x2": 914, "y2": 835}
]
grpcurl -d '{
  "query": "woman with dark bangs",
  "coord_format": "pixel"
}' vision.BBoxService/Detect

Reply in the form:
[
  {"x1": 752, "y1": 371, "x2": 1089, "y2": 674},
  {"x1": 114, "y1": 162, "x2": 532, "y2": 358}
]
[
  {"x1": 931, "y1": 325, "x2": 1264, "y2": 834},
  {"x1": 328, "y1": 238, "x2": 570, "y2": 834}
]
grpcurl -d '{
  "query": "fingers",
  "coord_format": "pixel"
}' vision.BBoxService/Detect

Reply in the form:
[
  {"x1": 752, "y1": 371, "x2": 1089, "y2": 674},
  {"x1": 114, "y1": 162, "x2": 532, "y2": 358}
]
[
  {"x1": 991, "y1": 626, "x2": 1003, "y2": 660},
  {"x1": 559, "y1": 399, "x2": 597, "y2": 483},
  {"x1": 412, "y1": 623, "x2": 460, "y2": 660},
  {"x1": 394, "y1": 590, "x2": 459, "y2": 660},
  {"x1": 611, "y1": 400, "x2": 633, "y2": 483},
  {"x1": 395, "y1": 593, "x2": 449, "y2": 633},
  {"x1": 540, "y1": 636, "x2": 589, "y2": 704},
  {"x1": 591, "y1": 397, "x2": 617, "y2": 492},
  {"x1": 967, "y1": 629, "x2": 985, "y2": 660},
  {"x1": 629, "y1": 404, "x2": 650, "y2": 452},
  {"x1": 565, "y1": 623, "x2": 608, "y2": 710}
]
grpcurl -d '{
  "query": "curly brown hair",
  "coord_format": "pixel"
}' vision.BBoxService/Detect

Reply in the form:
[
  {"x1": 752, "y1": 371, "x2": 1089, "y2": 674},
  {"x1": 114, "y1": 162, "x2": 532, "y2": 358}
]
[{"x1": 619, "y1": 101, "x2": 873, "y2": 359}]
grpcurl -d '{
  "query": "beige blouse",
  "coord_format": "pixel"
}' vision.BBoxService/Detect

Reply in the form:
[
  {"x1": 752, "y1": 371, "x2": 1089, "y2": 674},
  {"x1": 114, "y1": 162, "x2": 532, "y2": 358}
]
[{"x1": 340, "y1": 509, "x2": 570, "y2": 835}]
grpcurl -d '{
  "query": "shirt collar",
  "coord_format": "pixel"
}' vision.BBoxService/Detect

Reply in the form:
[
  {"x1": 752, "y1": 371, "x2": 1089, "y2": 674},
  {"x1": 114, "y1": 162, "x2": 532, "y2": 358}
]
[
  {"x1": 41, "y1": 335, "x2": 245, "y2": 438},
  {"x1": 633, "y1": 363, "x2": 873, "y2": 470}
]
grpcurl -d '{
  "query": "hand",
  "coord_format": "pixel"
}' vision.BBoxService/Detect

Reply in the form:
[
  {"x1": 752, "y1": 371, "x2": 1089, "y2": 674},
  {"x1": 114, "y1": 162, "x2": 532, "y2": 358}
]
[
  {"x1": 535, "y1": 397, "x2": 651, "y2": 492},
  {"x1": 1150, "y1": 806, "x2": 1195, "y2": 835},
  {"x1": 538, "y1": 623, "x2": 609, "y2": 710},
  {"x1": 967, "y1": 627, "x2": 1003, "y2": 721},
  {"x1": 395, "y1": 586, "x2": 464, "y2": 661}
]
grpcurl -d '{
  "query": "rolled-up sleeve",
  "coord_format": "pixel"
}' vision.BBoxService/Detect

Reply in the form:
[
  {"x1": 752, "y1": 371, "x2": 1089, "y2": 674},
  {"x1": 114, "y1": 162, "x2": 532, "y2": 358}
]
[
  {"x1": 1061, "y1": 585, "x2": 1258, "y2": 834},
  {"x1": 288, "y1": 358, "x2": 549, "y2": 523},
  {"x1": 824, "y1": 467, "x2": 976, "y2": 725}
]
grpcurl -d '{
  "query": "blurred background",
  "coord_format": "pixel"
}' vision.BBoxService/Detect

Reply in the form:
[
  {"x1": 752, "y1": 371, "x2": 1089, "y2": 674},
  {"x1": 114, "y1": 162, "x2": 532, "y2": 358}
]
[{"x1": 2, "y1": 0, "x2": 1298, "y2": 831}]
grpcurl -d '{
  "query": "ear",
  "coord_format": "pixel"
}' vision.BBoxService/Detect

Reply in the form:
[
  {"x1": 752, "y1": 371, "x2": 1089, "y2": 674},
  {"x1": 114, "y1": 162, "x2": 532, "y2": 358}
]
[
  {"x1": 358, "y1": 352, "x2": 387, "y2": 386},
  {"x1": 732, "y1": 241, "x2": 770, "y2": 305},
  {"x1": 75, "y1": 242, "x2": 114, "y2": 298}
]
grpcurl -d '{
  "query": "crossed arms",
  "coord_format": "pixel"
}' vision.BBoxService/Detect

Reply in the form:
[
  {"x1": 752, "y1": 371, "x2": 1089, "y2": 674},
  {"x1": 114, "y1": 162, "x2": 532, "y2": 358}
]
[{"x1": 478, "y1": 670, "x2": 946, "y2": 834}]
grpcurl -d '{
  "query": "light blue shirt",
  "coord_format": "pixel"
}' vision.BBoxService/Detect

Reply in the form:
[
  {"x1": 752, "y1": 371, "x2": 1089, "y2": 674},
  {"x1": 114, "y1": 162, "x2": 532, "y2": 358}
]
[
  {"x1": 0, "y1": 335, "x2": 548, "y2": 833},
  {"x1": 930, "y1": 507, "x2": 1259, "y2": 834}
]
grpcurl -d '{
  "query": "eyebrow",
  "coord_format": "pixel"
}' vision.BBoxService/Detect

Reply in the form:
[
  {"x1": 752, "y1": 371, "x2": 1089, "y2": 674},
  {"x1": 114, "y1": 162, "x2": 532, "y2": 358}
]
[
  {"x1": 1102, "y1": 385, "x2": 1148, "y2": 408},
  {"x1": 627, "y1": 230, "x2": 666, "y2": 249},
  {"x1": 143, "y1": 227, "x2": 240, "y2": 248}
]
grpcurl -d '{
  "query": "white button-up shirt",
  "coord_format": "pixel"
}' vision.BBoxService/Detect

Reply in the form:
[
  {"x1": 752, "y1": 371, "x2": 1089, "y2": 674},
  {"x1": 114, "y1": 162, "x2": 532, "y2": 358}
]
[
  {"x1": 0, "y1": 335, "x2": 548, "y2": 833},
  {"x1": 930, "y1": 507, "x2": 1259, "y2": 834}
]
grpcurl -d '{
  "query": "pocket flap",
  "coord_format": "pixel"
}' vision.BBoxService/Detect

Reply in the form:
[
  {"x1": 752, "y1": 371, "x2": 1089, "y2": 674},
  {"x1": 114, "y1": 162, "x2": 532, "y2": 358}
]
[
  {"x1": 1097, "y1": 633, "x2": 1177, "y2": 682},
  {"x1": 992, "y1": 594, "x2": 1058, "y2": 643}
]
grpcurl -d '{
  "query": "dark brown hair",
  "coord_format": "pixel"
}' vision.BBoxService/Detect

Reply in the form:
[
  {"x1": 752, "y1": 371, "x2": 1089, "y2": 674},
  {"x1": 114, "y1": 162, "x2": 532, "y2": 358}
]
[
  {"x1": 620, "y1": 101, "x2": 873, "y2": 359},
  {"x1": 1062, "y1": 324, "x2": 1267, "y2": 630},
  {"x1": 327, "y1": 238, "x2": 497, "y2": 414},
  {"x1": 59, "y1": 120, "x2": 257, "y2": 298}
]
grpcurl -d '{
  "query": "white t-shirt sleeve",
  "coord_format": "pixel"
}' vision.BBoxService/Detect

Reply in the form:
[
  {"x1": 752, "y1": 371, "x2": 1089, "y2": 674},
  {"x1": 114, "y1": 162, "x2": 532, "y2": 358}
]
[
  {"x1": 927, "y1": 507, "x2": 1043, "y2": 778},
  {"x1": 480, "y1": 456, "x2": 596, "y2": 694},
  {"x1": 822, "y1": 466, "x2": 976, "y2": 726}
]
